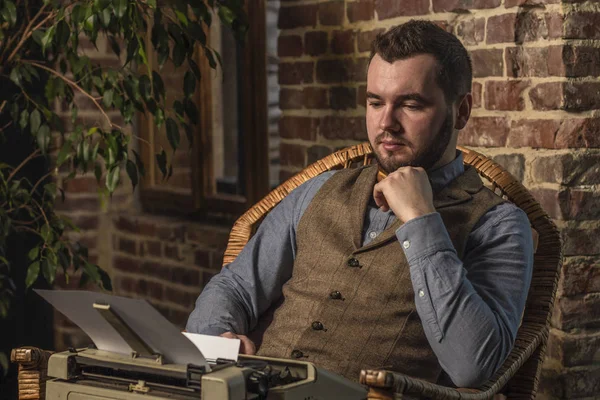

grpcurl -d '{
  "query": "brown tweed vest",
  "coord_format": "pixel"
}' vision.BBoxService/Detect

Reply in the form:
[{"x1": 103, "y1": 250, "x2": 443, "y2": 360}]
[{"x1": 251, "y1": 164, "x2": 504, "y2": 382}]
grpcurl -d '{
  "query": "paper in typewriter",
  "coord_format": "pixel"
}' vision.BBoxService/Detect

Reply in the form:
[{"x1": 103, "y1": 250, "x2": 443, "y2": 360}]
[{"x1": 35, "y1": 289, "x2": 209, "y2": 368}]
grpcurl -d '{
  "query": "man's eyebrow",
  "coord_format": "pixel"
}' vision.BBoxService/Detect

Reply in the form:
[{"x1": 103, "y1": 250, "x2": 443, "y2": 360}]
[{"x1": 365, "y1": 91, "x2": 433, "y2": 105}]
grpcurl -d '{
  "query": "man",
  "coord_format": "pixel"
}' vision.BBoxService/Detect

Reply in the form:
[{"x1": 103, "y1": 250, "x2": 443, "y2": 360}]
[{"x1": 187, "y1": 20, "x2": 533, "y2": 388}]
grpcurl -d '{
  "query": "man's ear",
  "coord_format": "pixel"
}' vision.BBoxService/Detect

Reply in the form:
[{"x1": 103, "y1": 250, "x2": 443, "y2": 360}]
[{"x1": 454, "y1": 93, "x2": 472, "y2": 130}]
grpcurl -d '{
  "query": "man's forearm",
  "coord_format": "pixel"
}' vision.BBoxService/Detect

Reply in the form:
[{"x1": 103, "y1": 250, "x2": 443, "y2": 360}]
[{"x1": 396, "y1": 206, "x2": 533, "y2": 387}]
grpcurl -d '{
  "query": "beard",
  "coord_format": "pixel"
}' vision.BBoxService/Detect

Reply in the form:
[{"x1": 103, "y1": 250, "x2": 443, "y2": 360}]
[{"x1": 373, "y1": 109, "x2": 454, "y2": 173}]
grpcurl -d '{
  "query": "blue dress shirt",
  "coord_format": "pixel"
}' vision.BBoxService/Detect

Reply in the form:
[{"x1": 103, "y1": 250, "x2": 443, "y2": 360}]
[{"x1": 187, "y1": 152, "x2": 534, "y2": 387}]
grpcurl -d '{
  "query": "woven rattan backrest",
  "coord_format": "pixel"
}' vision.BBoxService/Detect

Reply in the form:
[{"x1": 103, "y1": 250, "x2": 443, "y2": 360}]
[{"x1": 222, "y1": 142, "x2": 562, "y2": 397}]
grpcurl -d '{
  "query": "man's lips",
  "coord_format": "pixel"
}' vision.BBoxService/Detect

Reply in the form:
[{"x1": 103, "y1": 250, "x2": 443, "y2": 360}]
[{"x1": 380, "y1": 141, "x2": 406, "y2": 151}]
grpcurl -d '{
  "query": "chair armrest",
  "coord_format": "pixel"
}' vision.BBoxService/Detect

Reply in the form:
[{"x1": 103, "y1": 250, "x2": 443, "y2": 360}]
[
  {"x1": 10, "y1": 347, "x2": 53, "y2": 400},
  {"x1": 360, "y1": 322, "x2": 546, "y2": 400}
]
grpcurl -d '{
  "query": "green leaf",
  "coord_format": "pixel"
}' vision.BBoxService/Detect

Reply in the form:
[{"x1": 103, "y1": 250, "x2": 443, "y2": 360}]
[
  {"x1": 184, "y1": 99, "x2": 199, "y2": 124},
  {"x1": 25, "y1": 262, "x2": 40, "y2": 288},
  {"x1": 99, "y1": 267, "x2": 113, "y2": 291},
  {"x1": 108, "y1": 35, "x2": 121, "y2": 57},
  {"x1": 113, "y1": 0, "x2": 127, "y2": 18},
  {"x1": 41, "y1": 224, "x2": 53, "y2": 242},
  {"x1": 0, "y1": 353, "x2": 8, "y2": 377},
  {"x1": 37, "y1": 125, "x2": 50, "y2": 154},
  {"x1": 41, "y1": 26, "x2": 56, "y2": 53},
  {"x1": 106, "y1": 165, "x2": 120, "y2": 192},
  {"x1": 30, "y1": 109, "x2": 41, "y2": 133},
  {"x1": 126, "y1": 38, "x2": 138, "y2": 66},
  {"x1": 173, "y1": 100, "x2": 185, "y2": 119},
  {"x1": 132, "y1": 150, "x2": 146, "y2": 177},
  {"x1": 152, "y1": 71, "x2": 165, "y2": 100},
  {"x1": 156, "y1": 150, "x2": 167, "y2": 179},
  {"x1": 187, "y1": 23, "x2": 206, "y2": 46},
  {"x1": 183, "y1": 122, "x2": 194, "y2": 146},
  {"x1": 139, "y1": 75, "x2": 152, "y2": 101},
  {"x1": 126, "y1": 159, "x2": 138, "y2": 190},
  {"x1": 175, "y1": 10, "x2": 188, "y2": 26},
  {"x1": 188, "y1": 58, "x2": 201, "y2": 80},
  {"x1": 94, "y1": 163, "x2": 102, "y2": 182},
  {"x1": 56, "y1": 20, "x2": 70, "y2": 47},
  {"x1": 28, "y1": 246, "x2": 40, "y2": 261},
  {"x1": 103, "y1": 89, "x2": 113, "y2": 107},
  {"x1": 9, "y1": 68, "x2": 21, "y2": 87},
  {"x1": 42, "y1": 259, "x2": 56, "y2": 284},
  {"x1": 173, "y1": 42, "x2": 185, "y2": 67},
  {"x1": 19, "y1": 110, "x2": 29, "y2": 130},
  {"x1": 2, "y1": 1, "x2": 17, "y2": 26},
  {"x1": 56, "y1": 140, "x2": 71, "y2": 166},
  {"x1": 204, "y1": 47, "x2": 217, "y2": 69},
  {"x1": 184, "y1": 71, "x2": 196, "y2": 97},
  {"x1": 166, "y1": 118, "x2": 180, "y2": 151}
]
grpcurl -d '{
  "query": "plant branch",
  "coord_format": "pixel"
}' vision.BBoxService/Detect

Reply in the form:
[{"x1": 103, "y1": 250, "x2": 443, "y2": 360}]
[
  {"x1": 21, "y1": 60, "x2": 124, "y2": 132},
  {"x1": 0, "y1": 100, "x2": 6, "y2": 115},
  {"x1": 7, "y1": 149, "x2": 41, "y2": 182},
  {"x1": 29, "y1": 170, "x2": 54, "y2": 197},
  {"x1": 31, "y1": 198, "x2": 50, "y2": 228},
  {"x1": 4, "y1": 4, "x2": 51, "y2": 64}
]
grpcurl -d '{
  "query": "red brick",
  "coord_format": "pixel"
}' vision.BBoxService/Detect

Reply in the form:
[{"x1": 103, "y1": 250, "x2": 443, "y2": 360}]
[
  {"x1": 471, "y1": 82, "x2": 482, "y2": 108},
  {"x1": 118, "y1": 237, "x2": 137, "y2": 255},
  {"x1": 530, "y1": 188, "x2": 569, "y2": 220},
  {"x1": 319, "y1": 1, "x2": 344, "y2": 26},
  {"x1": 156, "y1": 225, "x2": 186, "y2": 242},
  {"x1": 529, "y1": 82, "x2": 563, "y2": 110},
  {"x1": 320, "y1": 116, "x2": 366, "y2": 140},
  {"x1": 530, "y1": 152, "x2": 600, "y2": 185},
  {"x1": 506, "y1": 119, "x2": 559, "y2": 148},
  {"x1": 279, "y1": 62, "x2": 314, "y2": 85},
  {"x1": 171, "y1": 266, "x2": 200, "y2": 286},
  {"x1": 546, "y1": 12, "x2": 564, "y2": 39},
  {"x1": 277, "y1": 35, "x2": 303, "y2": 58},
  {"x1": 114, "y1": 256, "x2": 141, "y2": 274},
  {"x1": 303, "y1": 87, "x2": 329, "y2": 109},
  {"x1": 280, "y1": 88, "x2": 304, "y2": 109},
  {"x1": 485, "y1": 80, "x2": 529, "y2": 111},
  {"x1": 376, "y1": 0, "x2": 429, "y2": 18},
  {"x1": 280, "y1": 143, "x2": 306, "y2": 167},
  {"x1": 455, "y1": 17, "x2": 485, "y2": 46},
  {"x1": 492, "y1": 154, "x2": 525, "y2": 182},
  {"x1": 331, "y1": 30, "x2": 355, "y2": 54},
  {"x1": 505, "y1": 0, "x2": 558, "y2": 7},
  {"x1": 561, "y1": 225, "x2": 600, "y2": 256},
  {"x1": 358, "y1": 29, "x2": 384, "y2": 53},
  {"x1": 555, "y1": 118, "x2": 600, "y2": 148},
  {"x1": 145, "y1": 240, "x2": 161, "y2": 257},
  {"x1": 486, "y1": 14, "x2": 516, "y2": 44},
  {"x1": 563, "y1": 46, "x2": 600, "y2": 77},
  {"x1": 54, "y1": 195, "x2": 99, "y2": 212},
  {"x1": 559, "y1": 257, "x2": 600, "y2": 298},
  {"x1": 565, "y1": 12, "x2": 600, "y2": 39},
  {"x1": 317, "y1": 59, "x2": 353, "y2": 83},
  {"x1": 278, "y1": 4, "x2": 318, "y2": 29},
  {"x1": 279, "y1": 117, "x2": 319, "y2": 141},
  {"x1": 305, "y1": 31, "x2": 328, "y2": 56},
  {"x1": 165, "y1": 287, "x2": 198, "y2": 306},
  {"x1": 307, "y1": 145, "x2": 333, "y2": 164},
  {"x1": 114, "y1": 216, "x2": 157, "y2": 237},
  {"x1": 347, "y1": 1, "x2": 374, "y2": 22},
  {"x1": 458, "y1": 117, "x2": 510, "y2": 147},
  {"x1": 69, "y1": 215, "x2": 98, "y2": 231},
  {"x1": 187, "y1": 226, "x2": 230, "y2": 248},
  {"x1": 506, "y1": 46, "x2": 564, "y2": 78},
  {"x1": 164, "y1": 244, "x2": 181, "y2": 261},
  {"x1": 194, "y1": 249, "x2": 210, "y2": 267},
  {"x1": 330, "y1": 86, "x2": 357, "y2": 110},
  {"x1": 471, "y1": 49, "x2": 504, "y2": 77},
  {"x1": 553, "y1": 293, "x2": 600, "y2": 331},
  {"x1": 357, "y1": 85, "x2": 367, "y2": 108},
  {"x1": 433, "y1": 0, "x2": 501, "y2": 12},
  {"x1": 137, "y1": 279, "x2": 164, "y2": 300}
]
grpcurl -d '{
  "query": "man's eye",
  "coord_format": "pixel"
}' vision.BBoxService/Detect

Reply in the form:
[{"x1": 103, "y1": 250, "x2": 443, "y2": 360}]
[
  {"x1": 368, "y1": 102, "x2": 383, "y2": 108},
  {"x1": 404, "y1": 103, "x2": 423, "y2": 111}
]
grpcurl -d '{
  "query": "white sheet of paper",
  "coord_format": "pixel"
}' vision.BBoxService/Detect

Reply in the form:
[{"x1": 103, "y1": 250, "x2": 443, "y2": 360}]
[
  {"x1": 35, "y1": 290, "x2": 209, "y2": 369},
  {"x1": 183, "y1": 332, "x2": 240, "y2": 362}
]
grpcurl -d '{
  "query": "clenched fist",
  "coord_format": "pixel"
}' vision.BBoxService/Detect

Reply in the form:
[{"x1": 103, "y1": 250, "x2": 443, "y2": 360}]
[{"x1": 373, "y1": 166, "x2": 436, "y2": 222}]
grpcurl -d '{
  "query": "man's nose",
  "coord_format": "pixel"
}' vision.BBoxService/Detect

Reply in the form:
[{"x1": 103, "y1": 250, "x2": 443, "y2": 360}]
[{"x1": 379, "y1": 105, "x2": 400, "y2": 132}]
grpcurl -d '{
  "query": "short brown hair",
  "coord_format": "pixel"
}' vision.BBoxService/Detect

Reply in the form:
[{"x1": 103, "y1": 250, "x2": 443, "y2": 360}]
[{"x1": 370, "y1": 20, "x2": 472, "y2": 103}]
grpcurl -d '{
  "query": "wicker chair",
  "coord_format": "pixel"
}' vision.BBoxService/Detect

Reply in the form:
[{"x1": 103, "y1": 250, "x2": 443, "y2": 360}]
[
  {"x1": 12, "y1": 143, "x2": 562, "y2": 400},
  {"x1": 223, "y1": 143, "x2": 562, "y2": 400}
]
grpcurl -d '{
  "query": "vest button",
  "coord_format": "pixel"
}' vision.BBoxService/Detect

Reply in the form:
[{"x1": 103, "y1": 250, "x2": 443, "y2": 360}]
[
  {"x1": 311, "y1": 321, "x2": 324, "y2": 331},
  {"x1": 291, "y1": 349, "x2": 304, "y2": 359},
  {"x1": 329, "y1": 290, "x2": 342, "y2": 300},
  {"x1": 347, "y1": 257, "x2": 360, "y2": 268}
]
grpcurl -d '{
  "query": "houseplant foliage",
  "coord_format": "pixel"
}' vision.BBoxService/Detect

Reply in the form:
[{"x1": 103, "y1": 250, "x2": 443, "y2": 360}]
[{"x1": 0, "y1": 0, "x2": 247, "y2": 373}]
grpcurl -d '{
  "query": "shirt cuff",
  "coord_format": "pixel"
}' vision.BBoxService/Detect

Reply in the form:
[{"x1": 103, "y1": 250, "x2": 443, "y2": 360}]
[{"x1": 395, "y1": 212, "x2": 455, "y2": 262}]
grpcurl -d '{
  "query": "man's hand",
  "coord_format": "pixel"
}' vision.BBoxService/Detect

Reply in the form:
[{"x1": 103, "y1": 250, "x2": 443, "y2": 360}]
[
  {"x1": 220, "y1": 331, "x2": 256, "y2": 355},
  {"x1": 373, "y1": 166, "x2": 436, "y2": 222}
]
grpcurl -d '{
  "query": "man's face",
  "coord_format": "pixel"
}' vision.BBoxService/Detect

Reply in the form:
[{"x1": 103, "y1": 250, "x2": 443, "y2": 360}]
[{"x1": 366, "y1": 54, "x2": 455, "y2": 173}]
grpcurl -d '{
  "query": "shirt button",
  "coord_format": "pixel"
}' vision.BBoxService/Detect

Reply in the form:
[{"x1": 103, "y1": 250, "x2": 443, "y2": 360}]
[
  {"x1": 311, "y1": 321, "x2": 324, "y2": 331},
  {"x1": 403, "y1": 240, "x2": 411, "y2": 249},
  {"x1": 329, "y1": 290, "x2": 342, "y2": 300},
  {"x1": 291, "y1": 349, "x2": 304, "y2": 359},
  {"x1": 418, "y1": 289, "x2": 425, "y2": 298},
  {"x1": 347, "y1": 257, "x2": 360, "y2": 268},
  {"x1": 368, "y1": 231, "x2": 378, "y2": 239}
]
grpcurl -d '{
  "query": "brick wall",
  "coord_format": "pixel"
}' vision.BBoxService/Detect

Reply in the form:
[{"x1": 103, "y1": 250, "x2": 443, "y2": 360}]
[
  {"x1": 52, "y1": 1, "x2": 599, "y2": 397},
  {"x1": 275, "y1": 0, "x2": 599, "y2": 398}
]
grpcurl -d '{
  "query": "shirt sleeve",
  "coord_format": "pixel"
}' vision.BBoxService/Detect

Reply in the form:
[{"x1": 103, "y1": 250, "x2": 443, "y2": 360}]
[
  {"x1": 185, "y1": 171, "x2": 336, "y2": 336},
  {"x1": 395, "y1": 202, "x2": 534, "y2": 387}
]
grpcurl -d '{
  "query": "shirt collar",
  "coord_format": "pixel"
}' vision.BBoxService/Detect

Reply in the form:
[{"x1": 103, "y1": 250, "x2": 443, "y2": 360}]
[{"x1": 428, "y1": 151, "x2": 465, "y2": 193}]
